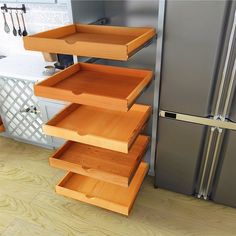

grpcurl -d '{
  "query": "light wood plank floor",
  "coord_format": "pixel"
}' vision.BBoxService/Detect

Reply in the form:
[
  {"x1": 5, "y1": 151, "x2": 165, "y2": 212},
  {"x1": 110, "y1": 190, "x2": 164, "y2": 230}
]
[{"x1": 1, "y1": 136, "x2": 236, "y2": 236}]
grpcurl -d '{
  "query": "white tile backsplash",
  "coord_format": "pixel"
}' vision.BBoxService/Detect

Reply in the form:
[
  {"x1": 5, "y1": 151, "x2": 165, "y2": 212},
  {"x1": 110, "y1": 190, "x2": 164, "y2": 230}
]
[{"x1": 0, "y1": 2, "x2": 71, "y2": 56}]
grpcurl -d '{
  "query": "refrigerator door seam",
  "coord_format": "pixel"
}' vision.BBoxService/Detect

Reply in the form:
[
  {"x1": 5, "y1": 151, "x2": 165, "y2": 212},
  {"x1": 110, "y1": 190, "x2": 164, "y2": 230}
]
[
  {"x1": 203, "y1": 128, "x2": 223, "y2": 200},
  {"x1": 214, "y1": 10, "x2": 236, "y2": 117},
  {"x1": 222, "y1": 57, "x2": 236, "y2": 118},
  {"x1": 197, "y1": 127, "x2": 216, "y2": 198},
  {"x1": 201, "y1": 9, "x2": 236, "y2": 201}
]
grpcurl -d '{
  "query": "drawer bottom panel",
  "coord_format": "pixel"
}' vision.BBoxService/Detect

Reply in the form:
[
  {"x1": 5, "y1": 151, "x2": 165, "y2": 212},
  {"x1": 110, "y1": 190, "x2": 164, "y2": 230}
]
[{"x1": 56, "y1": 162, "x2": 148, "y2": 215}]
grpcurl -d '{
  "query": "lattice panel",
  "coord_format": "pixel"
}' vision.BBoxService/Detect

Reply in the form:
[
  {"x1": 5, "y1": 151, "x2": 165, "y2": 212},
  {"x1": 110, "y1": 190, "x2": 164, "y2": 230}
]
[{"x1": 0, "y1": 77, "x2": 48, "y2": 144}]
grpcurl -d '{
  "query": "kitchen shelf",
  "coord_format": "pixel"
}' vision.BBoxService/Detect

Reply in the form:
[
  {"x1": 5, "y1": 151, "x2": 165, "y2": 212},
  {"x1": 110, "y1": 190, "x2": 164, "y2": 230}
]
[
  {"x1": 56, "y1": 162, "x2": 148, "y2": 216},
  {"x1": 35, "y1": 63, "x2": 153, "y2": 111},
  {"x1": 0, "y1": 118, "x2": 4, "y2": 133},
  {"x1": 50, "y1": 135, "x2": 149, "y2": 187},
  {"x1": 43, "y1": 103, "x2": 151, "y2": 153},
  {"x1": 23, "y1": 24, "x2": 156, "y2": 60}
]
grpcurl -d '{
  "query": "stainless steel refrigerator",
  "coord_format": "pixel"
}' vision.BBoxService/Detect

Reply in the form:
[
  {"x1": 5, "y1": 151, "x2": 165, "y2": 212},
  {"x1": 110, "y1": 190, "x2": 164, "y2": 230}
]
[{"x1": 155, "y1": 0, "x2": 236, "y2": 208}]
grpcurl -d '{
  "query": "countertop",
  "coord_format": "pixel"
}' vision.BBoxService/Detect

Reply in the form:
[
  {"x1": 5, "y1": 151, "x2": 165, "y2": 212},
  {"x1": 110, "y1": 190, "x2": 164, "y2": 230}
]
[{"x1": 0, "y1": 52, "x2": 55, "y2": 82}]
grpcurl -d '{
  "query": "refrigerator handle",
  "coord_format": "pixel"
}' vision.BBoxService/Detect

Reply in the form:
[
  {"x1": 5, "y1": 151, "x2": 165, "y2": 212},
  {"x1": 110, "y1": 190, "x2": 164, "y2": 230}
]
[
  {"x1": 222, "y1": 57, "x2": 236, "y2": 118},
  {"x1": 214, "y1": 10, "x2": 236, "y2": 117},
  {"x1": 203, "y1": 128, "x2": 223, "y2": 200},
  {"x1": 197, "y1": 127, "x2": 216, "y2": 198}
]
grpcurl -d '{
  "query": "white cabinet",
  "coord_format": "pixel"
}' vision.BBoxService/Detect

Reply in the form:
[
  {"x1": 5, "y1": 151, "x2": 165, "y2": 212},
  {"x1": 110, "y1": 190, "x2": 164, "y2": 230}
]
[
  {"x1": 0, "y1": 54, "x2": 68, "y2": 148},
  {"x1": 0, "y1": 76, "x2": 51, "y2": 147},
  {"x1": 0, "y1": 75, "x2": 66, "y2": 148},
  {"x1": 38, "y1": 98, "x2": 67, "y2": 148}
]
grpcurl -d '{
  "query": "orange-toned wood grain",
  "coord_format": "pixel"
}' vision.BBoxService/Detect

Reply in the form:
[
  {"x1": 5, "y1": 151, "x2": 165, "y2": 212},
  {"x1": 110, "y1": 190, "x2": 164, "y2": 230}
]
[
  {"x1": 50, "y1": 135, "x2": 149, "y2": 187},
  {"x1": 56, "y1": 162, "x2": 149, "y2": 216},
  {"x1": 23, "y1": 24, "x2": 156, "y2": 60},
  {"x1": 34, "y1": 63, "x2": 153, "y2": 111},
  {"x1": 43, "y1": 104, "x2": 151, "y2": 153}
]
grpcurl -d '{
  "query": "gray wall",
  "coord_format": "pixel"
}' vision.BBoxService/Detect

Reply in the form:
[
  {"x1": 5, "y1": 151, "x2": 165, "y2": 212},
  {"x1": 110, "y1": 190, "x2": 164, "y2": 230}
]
[{"x1": 71, "y1": 0, "x2": 159, "y2": 172}]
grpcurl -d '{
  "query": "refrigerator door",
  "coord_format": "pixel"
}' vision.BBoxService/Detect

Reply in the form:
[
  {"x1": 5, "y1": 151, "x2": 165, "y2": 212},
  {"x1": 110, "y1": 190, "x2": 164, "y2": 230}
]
[
  {"x1": 198, "y1": 2, "x2": 236, "y2": 204},
  {"x1": 160, "y1": 0, "x2": 228, "y2": 116},
  {"x1": 155, "y1": 117, "x2": 206, "y2": 195},
  {"x1": 212, "y1": 1, "x2": 236, "y2": 118},
  {"x1": 211, "y1": 130, "x2": 236, "y2": 207}
]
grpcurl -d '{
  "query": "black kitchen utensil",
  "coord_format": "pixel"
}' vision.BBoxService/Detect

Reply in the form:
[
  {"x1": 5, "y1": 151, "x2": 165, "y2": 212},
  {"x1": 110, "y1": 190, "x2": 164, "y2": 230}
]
[
  {"x1": 2, "y1": 11, "x2": 10, "y2": 33},
  {"x1": 20, "y1": 11, "x2": 27, "y2": 36},
  {"x1": 15, "y1": 11, "x2": 22, "y2": 36},
  {"x1": 9, "y1": 11, "x2": 17, "y2": 36}
]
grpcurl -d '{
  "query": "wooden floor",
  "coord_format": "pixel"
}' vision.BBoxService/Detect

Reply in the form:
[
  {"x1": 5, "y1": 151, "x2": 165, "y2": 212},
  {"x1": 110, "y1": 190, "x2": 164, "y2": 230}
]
[{"x1": 1, "y1": 136, "x2": 236, "y2": 236}]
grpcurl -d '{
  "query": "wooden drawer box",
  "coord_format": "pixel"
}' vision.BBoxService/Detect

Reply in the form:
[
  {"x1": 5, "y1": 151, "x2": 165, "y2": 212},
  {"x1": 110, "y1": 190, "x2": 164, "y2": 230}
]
[
  {"x1": 56, "y1": 162, "x2": 148, "y2": 215},
  {"x1": 43, "y1": 103, "x2": 151, "y2": 153},
  {"x1": 35, "y1": 63, "x2": 153, "y2": 111},
  {"x1": 23, "y1": 24, "x2": 156, "y2": 61},
  {"x1": 50, "y1": 135, "x2": 149, "y2": 187}
]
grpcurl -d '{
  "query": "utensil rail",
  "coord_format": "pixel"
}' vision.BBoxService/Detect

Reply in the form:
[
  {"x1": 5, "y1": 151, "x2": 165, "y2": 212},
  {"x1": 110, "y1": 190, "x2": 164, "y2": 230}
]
[{"x1": 1, "y1": 4, "x2": 26, "y2": 13}]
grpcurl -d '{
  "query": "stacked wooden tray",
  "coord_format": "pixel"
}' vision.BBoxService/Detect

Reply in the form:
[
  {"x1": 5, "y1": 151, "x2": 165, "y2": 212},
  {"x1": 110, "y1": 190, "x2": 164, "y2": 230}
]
[
  {"x1": 0, "y1": 117, "x2": 5, "y2": 133},
  {"x1": 23, "y1": 24, "x2": 156, "y2": 61},
  {"x1": 50, "y1": 135, "x2": 149, "y2": 187},
  {"x1": 34, "y1": 63, "x2": 153, "y2": 111},
  {"x1": 57, "y1": 162, "x2": 148, "y2": 215},
  {"x1": 43, "y1": 103, "x2": 151, "y2": 153},
  {"x1": 26, "y1": 23, "x2": 155, "y2": 215}
]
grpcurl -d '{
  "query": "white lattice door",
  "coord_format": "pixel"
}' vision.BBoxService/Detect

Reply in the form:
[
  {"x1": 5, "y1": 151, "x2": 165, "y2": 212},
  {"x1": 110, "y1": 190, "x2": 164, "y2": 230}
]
[{"x1": 0, "y1": 77, "x2": 50, "y2": 146}]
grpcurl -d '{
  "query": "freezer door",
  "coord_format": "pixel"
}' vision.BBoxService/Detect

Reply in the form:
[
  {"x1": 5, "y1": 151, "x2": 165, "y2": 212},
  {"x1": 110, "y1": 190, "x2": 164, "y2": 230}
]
[
  {"x1": 160, "y1": 1, "x2": 227, "y2": 116},
  {"x1": 155, "y1": 117, "x2": 206, "y2": 195},
  {"x1": 208, "y1": 0, "x2": 236, "y2": 119},
  {"x1": 211, "y1": 130, "x2": 236, "y2": 207}
]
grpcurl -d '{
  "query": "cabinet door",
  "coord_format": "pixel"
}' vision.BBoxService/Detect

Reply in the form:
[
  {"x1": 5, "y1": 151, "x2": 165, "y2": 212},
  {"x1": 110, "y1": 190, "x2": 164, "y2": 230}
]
[
  {"x1": 38, "y1": 98, "x2": 66, "y2": 148},
  {"x1": 0, "y1": 77, "x2": 49, "y2": 146}
]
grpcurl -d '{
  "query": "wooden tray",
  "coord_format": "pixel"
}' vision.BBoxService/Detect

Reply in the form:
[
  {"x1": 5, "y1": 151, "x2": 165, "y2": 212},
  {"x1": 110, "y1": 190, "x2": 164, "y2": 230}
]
[
  {"x1": 56, "y1": 162, "x2": 148, "y2": 215},
  {"x1": 23, "y1": 24, "x2": 156, "y2": 60},
  {"x1": 50, "y1": 135, "x2": 149, "y2": 187},
  {"x1": 0, "y1": 117, "x2": 5, "y2": 133},
  {"x1": 35, "y1": 63, "x2": 153, "y2": 111},
  {"x1": 43, "y1": 104, "x2": 151, "y2": 153}
]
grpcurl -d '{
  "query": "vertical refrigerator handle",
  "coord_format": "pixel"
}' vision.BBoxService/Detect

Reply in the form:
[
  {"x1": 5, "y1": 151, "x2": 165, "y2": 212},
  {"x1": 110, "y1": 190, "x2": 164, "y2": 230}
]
[
  {"x1": 201, "y1": 11, "x2": 236, "y2": 199},
  {"x1": 214, "y1": 10, "x2": 236, "y2": 117},
  {"x1": 197, "y1": 127, "x2": 216, "y2": 198},
  {"x1": 199, "y1": 11, "x2": 236, "y2": 200},
  {"x1": 222, "y1": 57, "x2": 236, "y2": 118},
  {"x1": 203, "y1": 128, "x2": 223, "y2": 200}
]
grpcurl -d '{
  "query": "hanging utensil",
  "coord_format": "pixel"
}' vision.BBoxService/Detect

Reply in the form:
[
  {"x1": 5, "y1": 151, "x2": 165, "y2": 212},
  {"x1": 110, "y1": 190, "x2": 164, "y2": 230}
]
[
  {"x1": 20, "y1": 11, "x2": 27, "y2": 36},
  {"x1": 9, "y1": 11, "x2": 17, "y2": 36},
  {"x1": 15, "y1": 11, "x2": 22, "y2": 36},
  {"x1": 2, "y1": 11, "x2": 10, "y2": 34}
]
